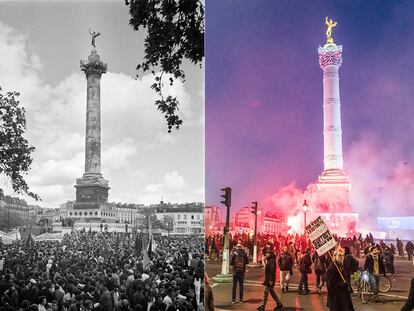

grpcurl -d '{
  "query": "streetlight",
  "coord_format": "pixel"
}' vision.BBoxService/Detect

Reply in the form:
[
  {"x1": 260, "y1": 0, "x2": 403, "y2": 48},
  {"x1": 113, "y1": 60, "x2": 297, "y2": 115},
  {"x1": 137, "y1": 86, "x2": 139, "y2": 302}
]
[{"x1": 302, "y1": 200, "x2": 309, "y2": 235}]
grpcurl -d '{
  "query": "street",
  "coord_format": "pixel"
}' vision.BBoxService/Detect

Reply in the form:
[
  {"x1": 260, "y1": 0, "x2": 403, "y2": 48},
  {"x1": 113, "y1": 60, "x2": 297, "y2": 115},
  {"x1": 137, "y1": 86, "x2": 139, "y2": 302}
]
[{"x1": 206, "y1": 257, "x2": 414, "y2": 310}]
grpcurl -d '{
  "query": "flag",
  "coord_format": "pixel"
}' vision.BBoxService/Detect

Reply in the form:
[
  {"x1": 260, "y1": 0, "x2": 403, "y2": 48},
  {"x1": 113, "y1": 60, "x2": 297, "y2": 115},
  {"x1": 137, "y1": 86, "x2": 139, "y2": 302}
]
[
  {"x1": 115, "y1": 234, "x2": 120, "y2": 250},
  {"x1": 147, "y1": 235, "x2": 153, "y2": 257},
  {"x1": 143, "y1": 246, "x2": 151, "y2": 269},
  {"x1": 25, "y1": 233, "x2": 35, "y2": 248},
  {"x1": 135, "y1": 233, "x2": 142, "y2": 255}
]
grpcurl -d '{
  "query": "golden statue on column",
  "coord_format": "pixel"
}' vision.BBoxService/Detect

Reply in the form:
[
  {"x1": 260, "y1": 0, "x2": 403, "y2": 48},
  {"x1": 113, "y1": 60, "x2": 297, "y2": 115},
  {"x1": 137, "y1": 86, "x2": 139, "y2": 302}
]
[{"x1": 325, "y1": 17, "x2": 337, "y2": 44}]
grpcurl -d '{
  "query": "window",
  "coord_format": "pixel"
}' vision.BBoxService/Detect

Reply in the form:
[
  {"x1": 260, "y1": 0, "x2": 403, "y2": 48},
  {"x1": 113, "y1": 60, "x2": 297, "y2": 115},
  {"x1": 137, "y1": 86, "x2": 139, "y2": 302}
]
[
  {"x1": 90, "y1": 211, "x2": 93, "y2": 215},
  {"x1": 197, "y1": 215, "x2": 200, "y2": 220},
  {"x1": 95, "y1": 211, "x2": 98, "y2": 216},
  {"x1": 74, "y1": 212, "x2": 77, "y2": 216},
  {"x1": 177, "y1": 215, "x2": 181, "y2": 220},
  {"x1": 184, "y1": 215, "x2": 187, "y2": 220},
  {"x1": 191, "y1": 215, "x2": 194, "y2": 220},
  {"x1": 69, "y1": 212, "x2": 72, "y2": 216},
  {"x1": 79, "y1": 212, "x2": 82, "y2": 216}
]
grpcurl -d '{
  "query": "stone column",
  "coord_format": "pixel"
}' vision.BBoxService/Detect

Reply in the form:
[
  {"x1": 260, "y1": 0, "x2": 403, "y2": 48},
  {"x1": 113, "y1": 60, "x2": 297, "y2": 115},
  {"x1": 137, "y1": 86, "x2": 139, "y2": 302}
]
[
  {"x1": 318, "y1": 43, "x2": 343, "y2": 171},
  {"x1": 80, "y1": 49, "x2": 107, "y2": 176},
  {"x1": 74, "y1": 48, "x2": 109, "y2": 209}
]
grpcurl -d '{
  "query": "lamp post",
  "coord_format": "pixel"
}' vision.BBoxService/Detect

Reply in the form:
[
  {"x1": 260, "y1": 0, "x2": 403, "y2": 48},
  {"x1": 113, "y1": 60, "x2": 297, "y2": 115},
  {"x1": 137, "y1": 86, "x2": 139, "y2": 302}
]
[{"x1": 303, "y1": 200, "x2": 309, "y2": 235}]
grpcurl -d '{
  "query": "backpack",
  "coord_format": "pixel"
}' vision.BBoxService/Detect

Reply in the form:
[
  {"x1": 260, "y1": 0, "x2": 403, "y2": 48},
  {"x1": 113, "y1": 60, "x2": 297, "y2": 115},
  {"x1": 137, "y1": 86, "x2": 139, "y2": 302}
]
[{"x1": 234, "y1": 252, "x2": 245, "y2": 272}]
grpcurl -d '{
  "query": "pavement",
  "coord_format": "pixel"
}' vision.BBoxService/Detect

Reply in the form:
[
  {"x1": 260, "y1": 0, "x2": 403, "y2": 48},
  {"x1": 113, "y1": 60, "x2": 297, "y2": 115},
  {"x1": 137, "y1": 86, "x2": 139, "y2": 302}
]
[{"x1": 206, "y1": 257, "x2": 414, "y2": 310}]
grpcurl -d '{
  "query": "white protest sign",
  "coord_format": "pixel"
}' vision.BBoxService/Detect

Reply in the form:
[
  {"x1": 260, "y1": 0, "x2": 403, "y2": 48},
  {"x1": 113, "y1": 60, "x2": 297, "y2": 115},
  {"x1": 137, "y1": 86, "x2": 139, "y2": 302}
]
[{"x1": 305, "y1": 216, "x2": 337, "y2": 256}]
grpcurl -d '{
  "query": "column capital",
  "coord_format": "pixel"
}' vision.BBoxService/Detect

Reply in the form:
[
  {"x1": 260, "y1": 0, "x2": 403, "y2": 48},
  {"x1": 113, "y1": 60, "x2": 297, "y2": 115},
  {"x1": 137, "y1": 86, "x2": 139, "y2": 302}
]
[
  {"x1": 80, "y1": 49, "x2": 107, "y2": 76},
  {"x1": 318, "y1": 44, "x2": 342, "y2": 69}
]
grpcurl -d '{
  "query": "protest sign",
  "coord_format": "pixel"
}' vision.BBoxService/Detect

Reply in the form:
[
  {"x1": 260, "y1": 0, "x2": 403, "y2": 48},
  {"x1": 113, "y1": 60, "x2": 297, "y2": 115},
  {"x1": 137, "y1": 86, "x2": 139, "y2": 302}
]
[{"x1": 305, "y1": 216, "x2": 337, "y2": 256}]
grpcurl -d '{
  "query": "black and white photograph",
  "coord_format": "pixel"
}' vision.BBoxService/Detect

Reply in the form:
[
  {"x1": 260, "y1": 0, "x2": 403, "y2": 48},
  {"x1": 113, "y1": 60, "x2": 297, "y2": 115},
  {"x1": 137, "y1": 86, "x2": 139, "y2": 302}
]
[{"x1": 0, "y1": 2, "x2": 204, "y2": 311}]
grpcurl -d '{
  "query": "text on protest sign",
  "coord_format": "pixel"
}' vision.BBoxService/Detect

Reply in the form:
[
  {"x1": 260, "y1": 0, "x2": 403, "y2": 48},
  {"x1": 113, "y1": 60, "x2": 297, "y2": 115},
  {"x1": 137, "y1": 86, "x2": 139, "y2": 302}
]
[{"x1": 306, "y1": 216, "x2": 337, "y2": 256}]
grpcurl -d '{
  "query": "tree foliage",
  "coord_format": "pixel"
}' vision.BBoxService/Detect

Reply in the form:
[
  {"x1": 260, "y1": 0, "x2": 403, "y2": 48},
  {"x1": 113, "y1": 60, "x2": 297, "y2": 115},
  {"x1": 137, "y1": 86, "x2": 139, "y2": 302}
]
[
  {"x1": 125, "y1": 0, "x2": 204, "y2": 132},
  {"x1": 0, "y1": 89, "x2": 38, "y2": 200}
]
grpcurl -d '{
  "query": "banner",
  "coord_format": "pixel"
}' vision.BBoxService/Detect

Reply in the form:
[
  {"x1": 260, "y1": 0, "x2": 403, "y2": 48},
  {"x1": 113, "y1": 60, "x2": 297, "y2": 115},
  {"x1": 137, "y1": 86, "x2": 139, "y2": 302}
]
[
  {"x1": 0, "y1": 230, "x2": 20, "y2": 244},
  {"x1": 305, "y1": 216, "x2": 337, "y2": 256},
  {"x1": 34, "y1": 232, "x2": 63, "y2": 242}
]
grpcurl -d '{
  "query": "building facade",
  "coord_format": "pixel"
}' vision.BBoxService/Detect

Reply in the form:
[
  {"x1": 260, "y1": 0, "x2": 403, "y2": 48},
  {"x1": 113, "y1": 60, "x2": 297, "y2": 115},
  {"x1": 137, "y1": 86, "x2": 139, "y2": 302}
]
[{"x1": 153, "y1": 202, "x2": 204, "y2": 234}]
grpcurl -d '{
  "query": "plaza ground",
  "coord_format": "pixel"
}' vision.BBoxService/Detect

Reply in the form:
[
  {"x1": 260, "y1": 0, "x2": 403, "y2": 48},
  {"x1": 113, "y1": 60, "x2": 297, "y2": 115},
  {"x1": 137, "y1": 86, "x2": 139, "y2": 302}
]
[{"x1": 206, "y1": 257, "x2": 413, "y2": 310}]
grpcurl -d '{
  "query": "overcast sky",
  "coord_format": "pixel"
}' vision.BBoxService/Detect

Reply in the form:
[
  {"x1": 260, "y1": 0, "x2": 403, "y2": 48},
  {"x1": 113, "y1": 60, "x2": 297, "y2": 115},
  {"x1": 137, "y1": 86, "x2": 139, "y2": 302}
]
[
  {"x1": 0, "y1": 1, "x2": 204, "y2": 208},
  {"x1": 206, "y1": 1, "x2": 414, "y2": 218}
]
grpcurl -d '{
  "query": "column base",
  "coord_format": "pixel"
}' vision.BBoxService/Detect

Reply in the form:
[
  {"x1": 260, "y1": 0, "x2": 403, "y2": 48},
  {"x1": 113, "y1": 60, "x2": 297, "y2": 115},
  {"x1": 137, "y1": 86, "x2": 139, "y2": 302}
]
[
  {"x1": 212, "y1": 274, "x2": 233, "y2": 283},
  {"x1": 317, "y1": 169, "x2": 352, "y2": 213}
]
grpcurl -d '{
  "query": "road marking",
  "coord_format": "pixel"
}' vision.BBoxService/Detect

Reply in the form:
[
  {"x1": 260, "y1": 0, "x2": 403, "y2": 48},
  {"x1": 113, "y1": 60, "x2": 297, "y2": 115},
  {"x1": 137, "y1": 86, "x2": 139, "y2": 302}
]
[{"x1": 212, "y1": 281, "x2": 408, "y2": 299}]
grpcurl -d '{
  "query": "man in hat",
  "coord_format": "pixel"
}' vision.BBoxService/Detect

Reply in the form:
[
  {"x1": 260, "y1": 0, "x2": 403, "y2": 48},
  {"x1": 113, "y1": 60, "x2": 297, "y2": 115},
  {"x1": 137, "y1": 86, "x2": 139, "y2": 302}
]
[
  {"x1": 257, "y1": 247, "x2": 283, "y2": 310},
  {"x1": 230, "y1": 239, "x2": 248, "y2": 304}
]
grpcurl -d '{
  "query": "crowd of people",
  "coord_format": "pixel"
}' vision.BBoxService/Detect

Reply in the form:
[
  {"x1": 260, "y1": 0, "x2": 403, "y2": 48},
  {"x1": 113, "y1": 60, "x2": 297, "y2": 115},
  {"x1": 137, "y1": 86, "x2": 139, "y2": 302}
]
[
  {"x1": 0, "y1": 231, "x2": 204, "y2": 311},
  {"x1": 206, "y1": 232, "x2": 414, "y2": 310}
]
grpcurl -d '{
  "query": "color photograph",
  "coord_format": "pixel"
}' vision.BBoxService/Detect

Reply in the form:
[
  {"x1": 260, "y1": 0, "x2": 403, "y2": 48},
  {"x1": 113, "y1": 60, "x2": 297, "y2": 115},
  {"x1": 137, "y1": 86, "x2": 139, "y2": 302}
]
[{"x1": 205, "y1": 1, "x2": 414, "y2": 310}]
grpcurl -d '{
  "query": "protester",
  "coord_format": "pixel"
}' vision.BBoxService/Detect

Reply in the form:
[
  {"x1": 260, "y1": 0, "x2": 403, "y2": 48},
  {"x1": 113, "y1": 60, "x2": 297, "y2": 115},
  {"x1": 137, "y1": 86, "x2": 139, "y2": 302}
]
[
  {"x1": 298, "y1": 248, "x2": 312, "y2": 295},
  {"x1": 343, "y1": 247, "x2": 358, "y2": 293},
  {"x1": 256, "y1": 248, "x2": 283, "y2": 311},
  {"x1": 401, "y1": 277, "x2": 414, "y2": 311},
  {"x1": 277, "y1": 246, "x2": 293, "y2": 293},
  {"x1": 382, "y1": 246, "x2": 395, "y2": 274},
  {"x1": 0, "y1": 231, "x2": 204, "y2": 311},
  {"x1": 312, "y1": 251, "x2": 327, "y2": 295},
  {"x1": 204, "y1": 274, "x2": 214, "y2": 311},
  {"x1": 397, "y1": 239, "x2": 405, "y2": 257},
  {"x1": 230, "y1": 240, "x2": 248, "y2": 304},
  {"x1": 406, "y1": 241, "x2": 414, "y2": 261},
  {"x1": 326, "y1": 247, "x2": 354, "y2": 311},
  {"x1": 364, "y1": 245, "x2": 386, "y2": 303}
]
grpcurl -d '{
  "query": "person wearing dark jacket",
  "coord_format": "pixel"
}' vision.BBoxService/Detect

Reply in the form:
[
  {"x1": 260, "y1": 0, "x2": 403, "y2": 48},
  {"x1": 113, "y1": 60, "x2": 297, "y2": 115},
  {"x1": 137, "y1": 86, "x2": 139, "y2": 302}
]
[
  {"x1": 257, "y1": 249, "x2": 283, "y2": 311},
  {"x1": 401, "y1": 277, "x2": 414, "y2": 311},
  {"x1": 278, "y1": 246, "x2": 294, "y2": 293},
  {"x1": 382, "y1": 247, "x2": 395, "y2": 274},
  {"x1": 343, "y1": 247, "x2": 357, "y2": 293},
  {"x1": 204, "y1": 273, "x2": 214, "y2": 311},
  {"x1": 95, "y1": 278, "x2": 113, "y2": 311},
  {"x1": 364, "y1": 246, "x2": 386, "y2": 302},
  {"x1": 298, "y1": 248, "x2": 312, "y2": 295},
  {"x1": 326, "y1": 247, "x2": 354, "y2": 311},
  {"x1": 312, "y1": 252, "x2": 327, "y2": 295},
  {"x1": 230, "y1": 241, "x2": 248, "y2": 304},
  {"x1": 406, "y1": 241, "x2": 414, "y2": 261}
]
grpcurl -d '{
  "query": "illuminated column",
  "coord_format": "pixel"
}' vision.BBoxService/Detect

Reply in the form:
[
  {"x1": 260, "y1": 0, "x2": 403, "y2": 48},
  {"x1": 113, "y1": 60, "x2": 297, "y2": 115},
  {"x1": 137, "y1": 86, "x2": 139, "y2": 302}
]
[
  {"x1": 318, "y1": 44, "x2": 344, "y2": 171},
  {"x1": 316, "y1": 20, "x2": 351, "y2": 214}
]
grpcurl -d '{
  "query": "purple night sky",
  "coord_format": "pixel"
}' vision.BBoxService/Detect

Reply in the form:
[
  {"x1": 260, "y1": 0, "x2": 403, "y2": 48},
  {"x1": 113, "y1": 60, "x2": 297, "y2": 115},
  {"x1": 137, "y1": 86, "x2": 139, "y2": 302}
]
[{"x1": 206, "y1": 1, "x2": 414, "y2": 221}]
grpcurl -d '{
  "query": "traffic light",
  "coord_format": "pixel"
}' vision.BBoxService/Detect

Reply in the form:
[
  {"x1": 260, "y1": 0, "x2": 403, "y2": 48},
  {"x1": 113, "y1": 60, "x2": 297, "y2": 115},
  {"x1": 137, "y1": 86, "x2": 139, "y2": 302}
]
[
  {"x1": 251, "y1": 201, "x2": 258, "y2": 215},
  {"x1": 220, "y1": 187, "x2": 232, "y2": 207}
]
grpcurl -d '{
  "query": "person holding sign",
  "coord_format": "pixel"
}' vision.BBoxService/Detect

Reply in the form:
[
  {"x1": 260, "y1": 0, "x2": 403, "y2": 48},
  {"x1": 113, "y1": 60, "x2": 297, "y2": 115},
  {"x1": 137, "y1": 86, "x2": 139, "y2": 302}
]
[{"x1": 326, "y1": 247, "x2": 355, "y2": 311}]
